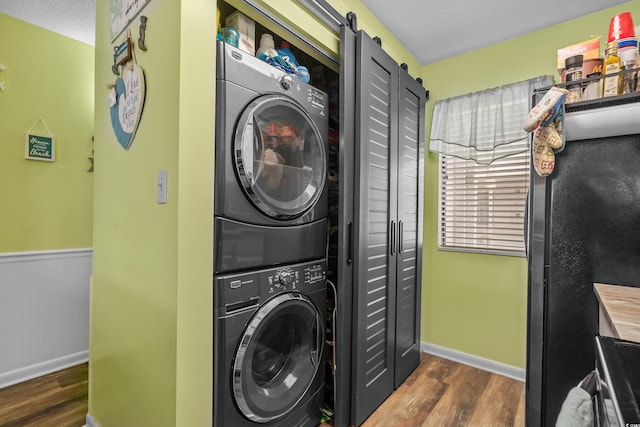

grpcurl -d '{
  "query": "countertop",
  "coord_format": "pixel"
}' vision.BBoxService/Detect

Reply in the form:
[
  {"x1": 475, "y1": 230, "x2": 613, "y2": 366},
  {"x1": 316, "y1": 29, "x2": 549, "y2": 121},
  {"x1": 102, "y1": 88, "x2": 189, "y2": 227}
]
[{"x1": 594, "y1": 283, "x2": 640, "y2": 344}]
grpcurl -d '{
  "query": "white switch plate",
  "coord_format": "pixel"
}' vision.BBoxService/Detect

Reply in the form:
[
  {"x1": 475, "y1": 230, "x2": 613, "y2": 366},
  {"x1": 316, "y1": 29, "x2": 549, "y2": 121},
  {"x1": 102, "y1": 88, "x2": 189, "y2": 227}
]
[{"x1": 157, "y1": 170, "x2": 167, "y2": 204}]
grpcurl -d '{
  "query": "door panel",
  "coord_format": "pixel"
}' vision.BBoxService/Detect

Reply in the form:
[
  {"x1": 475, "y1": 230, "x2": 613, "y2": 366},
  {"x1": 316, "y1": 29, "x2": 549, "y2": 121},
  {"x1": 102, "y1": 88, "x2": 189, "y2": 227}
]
[
  {"x1": 394, "y1": 69, "x2": 426, "y2": 387},
  {"x1": 352, "y1": 30, "x2": 399, "y2": 427},
  {"x1": 334, "y1": 22, "x2": 357, "y2": 427}
]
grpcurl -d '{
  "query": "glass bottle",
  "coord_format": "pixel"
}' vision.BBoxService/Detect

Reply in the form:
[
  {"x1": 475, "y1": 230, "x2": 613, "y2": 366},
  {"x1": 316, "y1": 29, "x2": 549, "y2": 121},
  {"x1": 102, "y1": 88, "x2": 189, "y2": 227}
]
[
  {"x1": 623, "y1": 59, "x2": 638, "y2": 94},
  {"x1": 564, "y1": 55, "x2": 583, "y2": 103},
  {"x1": 603, "y1": 41, "x2": 622, "y2": 97},
  {"x1": 583, "y1": 72, "x2": 603, "y2": 100}
]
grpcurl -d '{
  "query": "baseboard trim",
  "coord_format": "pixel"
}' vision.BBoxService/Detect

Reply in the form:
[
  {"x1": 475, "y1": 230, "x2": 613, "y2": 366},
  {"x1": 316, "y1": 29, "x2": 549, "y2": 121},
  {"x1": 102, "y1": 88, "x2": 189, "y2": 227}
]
[
  {"x1": 0, "y1": 248, "x2": 92, "y2": 263},
  {"x1": 421, "y1": 342, "x2": 525, "y2": 382},
  {"x1": 0, "y1": 350, "x2": 89, "y2": 389},
  {"x1": 85, "y1": 414, "x2": 100, "y2": 427}
]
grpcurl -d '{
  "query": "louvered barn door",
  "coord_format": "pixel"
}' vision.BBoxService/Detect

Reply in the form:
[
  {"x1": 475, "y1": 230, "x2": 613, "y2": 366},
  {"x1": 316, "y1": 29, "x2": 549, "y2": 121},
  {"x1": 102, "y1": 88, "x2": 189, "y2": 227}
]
[
  {"x1": 394, "y1": 68, "x2": 426, "y2": 388},
  {"x1": 351, "y1": 30, "x2": 399, "y2": 427},
  {"x1": 334, "y1": 20, "x2": 357, "y2": 427}
]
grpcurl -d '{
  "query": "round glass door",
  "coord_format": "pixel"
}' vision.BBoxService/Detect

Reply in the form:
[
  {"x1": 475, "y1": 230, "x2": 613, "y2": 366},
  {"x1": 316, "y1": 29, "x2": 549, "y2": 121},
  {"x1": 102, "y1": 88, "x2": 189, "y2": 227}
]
[
  {"x1": 234, "y1": 94, "x2": 326, "y2": 220},
  {"x1": 232, "y1": 293, "x2": 323, "y2": 423}
]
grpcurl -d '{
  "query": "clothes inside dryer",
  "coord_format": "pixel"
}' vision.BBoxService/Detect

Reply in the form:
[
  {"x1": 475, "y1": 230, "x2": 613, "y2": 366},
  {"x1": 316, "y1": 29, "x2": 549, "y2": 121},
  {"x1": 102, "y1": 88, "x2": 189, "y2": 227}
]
[{"x1": 235, "y1": 94, "x2": 326, "y2": 219}]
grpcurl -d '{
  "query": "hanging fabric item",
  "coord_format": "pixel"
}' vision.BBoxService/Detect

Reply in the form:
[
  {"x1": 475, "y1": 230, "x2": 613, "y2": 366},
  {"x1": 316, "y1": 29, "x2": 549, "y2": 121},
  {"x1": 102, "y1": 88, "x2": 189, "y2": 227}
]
[
  {"x1": 429, "y1": 75, "x2": 553, "y2": 164},
  {"x1": 524, "y1": 86, "x2": 568, "y2": 177},
  {"x1": 523, "y1": 85, "x2": 567, "y2": 132}
]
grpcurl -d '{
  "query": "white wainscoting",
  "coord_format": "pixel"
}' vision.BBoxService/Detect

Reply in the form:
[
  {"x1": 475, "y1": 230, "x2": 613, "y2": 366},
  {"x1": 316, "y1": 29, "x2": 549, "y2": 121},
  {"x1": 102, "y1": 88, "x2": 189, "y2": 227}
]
[
  {"x1": 0, "y1": 248, "x2": 92, "y2": 389},
  {"x1": 421, "y1": 341, "x2": 526, "y2": 382}
]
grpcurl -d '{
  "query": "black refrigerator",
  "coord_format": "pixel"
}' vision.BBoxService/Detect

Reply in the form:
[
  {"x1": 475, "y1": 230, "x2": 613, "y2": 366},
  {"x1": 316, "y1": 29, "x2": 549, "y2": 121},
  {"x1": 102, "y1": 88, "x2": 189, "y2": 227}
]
[{"x1": 526, "y1": 97, "x2": 640, "y2": 426}]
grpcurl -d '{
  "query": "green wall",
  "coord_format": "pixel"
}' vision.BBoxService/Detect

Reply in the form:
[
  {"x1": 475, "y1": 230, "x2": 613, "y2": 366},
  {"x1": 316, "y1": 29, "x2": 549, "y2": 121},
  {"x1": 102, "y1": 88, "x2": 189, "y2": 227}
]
[
  {"x1": 174, "y1": 0, "x2": 217, "y2": 425},
  {"x1": 90, "y1": 0, "x2": 178, "y2": 424},
  {"x1": 0, "y1": 14, "x2": 94, "y2": 253},
  {"x1": 421, "y1": 1, "x2": 640, "y2": 369},
  {"x1": 90, "y1": 0, "x2": 215, "y2": 425}
]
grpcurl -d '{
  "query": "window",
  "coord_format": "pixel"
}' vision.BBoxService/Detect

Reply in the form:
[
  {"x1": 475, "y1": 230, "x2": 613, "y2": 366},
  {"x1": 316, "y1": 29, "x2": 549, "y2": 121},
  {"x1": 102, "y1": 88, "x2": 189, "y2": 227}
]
[
  {"x1": 438, "y1": 146, "x2": 529, "y2": 255},
  {"x1": 430, "y1": 76, "x2": 553, "y2": 256}
]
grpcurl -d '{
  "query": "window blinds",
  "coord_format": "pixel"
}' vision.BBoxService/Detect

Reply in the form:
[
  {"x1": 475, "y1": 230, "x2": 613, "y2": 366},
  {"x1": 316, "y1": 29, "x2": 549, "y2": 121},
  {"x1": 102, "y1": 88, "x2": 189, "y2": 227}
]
[{"x1": 439, "y1": 148, "x2": 529, "y2": 255}]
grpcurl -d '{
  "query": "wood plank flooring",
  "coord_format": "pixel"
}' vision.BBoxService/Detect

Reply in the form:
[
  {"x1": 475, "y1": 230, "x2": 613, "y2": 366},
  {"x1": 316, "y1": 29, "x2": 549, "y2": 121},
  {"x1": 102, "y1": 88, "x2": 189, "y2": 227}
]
[
  {"x1": 0, "y1": 363, "x2": 88, "y2": 427},
  {"x1": 0, "y1": 353, "x2": 523, "y2": 427},
  {"x1": 321, "y1": 353, "x2": 525, "y2": 427}
]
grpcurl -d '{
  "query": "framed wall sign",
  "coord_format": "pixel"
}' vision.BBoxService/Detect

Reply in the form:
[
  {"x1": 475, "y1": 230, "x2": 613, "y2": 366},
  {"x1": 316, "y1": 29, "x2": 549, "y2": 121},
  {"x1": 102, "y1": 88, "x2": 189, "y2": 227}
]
[
  {"x1": 111, "y1": 0, "x2": 152, "y2": 41},
  {"x1": 114, "y1": 39, "x2": 133, "y2": 67},
  {"x1": 25, "y1": 117, "x2": 55, "y2": 161}
]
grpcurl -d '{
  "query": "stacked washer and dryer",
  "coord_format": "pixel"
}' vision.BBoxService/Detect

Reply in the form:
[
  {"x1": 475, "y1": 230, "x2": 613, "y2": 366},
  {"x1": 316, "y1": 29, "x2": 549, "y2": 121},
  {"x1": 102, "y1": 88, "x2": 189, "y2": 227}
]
[{"x1": 213, "y1": 40, "x2": 329, "y2": 427}]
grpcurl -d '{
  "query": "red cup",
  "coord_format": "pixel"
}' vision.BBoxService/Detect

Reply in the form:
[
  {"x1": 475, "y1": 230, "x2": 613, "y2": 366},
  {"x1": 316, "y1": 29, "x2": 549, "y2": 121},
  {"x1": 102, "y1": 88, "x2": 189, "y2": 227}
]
[{"x1": 608, "y1": 12, "x2": 636, "y2": 42}]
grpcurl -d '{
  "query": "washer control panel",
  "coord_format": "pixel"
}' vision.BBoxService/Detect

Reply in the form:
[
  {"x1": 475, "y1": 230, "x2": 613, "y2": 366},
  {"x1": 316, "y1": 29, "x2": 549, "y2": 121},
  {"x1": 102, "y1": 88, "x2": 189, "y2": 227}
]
[
  {"x1": 265, "y1": 260, "x2": 326, "y2": 295},
  {"x1": 215, "y1": 259, "x2": 327, "y2": 313}
]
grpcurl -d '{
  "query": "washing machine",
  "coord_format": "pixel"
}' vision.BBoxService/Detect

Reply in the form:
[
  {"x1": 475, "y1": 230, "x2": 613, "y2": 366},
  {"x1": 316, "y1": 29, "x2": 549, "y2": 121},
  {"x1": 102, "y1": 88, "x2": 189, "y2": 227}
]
[
  {"x1": 214, "y1": 41, "x2": 329, "y2": 274},
  {"x1": 213, "y1": 259, "x2": 327, "y2": 427}
]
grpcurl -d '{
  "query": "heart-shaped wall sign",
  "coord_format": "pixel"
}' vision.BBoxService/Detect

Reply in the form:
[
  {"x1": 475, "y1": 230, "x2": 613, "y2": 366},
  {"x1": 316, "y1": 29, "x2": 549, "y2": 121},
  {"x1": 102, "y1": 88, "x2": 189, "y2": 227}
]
[{"x1": 109, "y1": 63, "x2": 146, "y2": 150}]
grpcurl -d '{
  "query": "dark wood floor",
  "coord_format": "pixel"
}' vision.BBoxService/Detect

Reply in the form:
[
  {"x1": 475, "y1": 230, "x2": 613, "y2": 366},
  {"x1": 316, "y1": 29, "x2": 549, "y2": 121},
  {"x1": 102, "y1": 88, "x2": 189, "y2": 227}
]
[
  {"x1": 0, "y1": 363, "x2": 88, "y2": 427},
  {"x1": 0, "y1": 354, "x2": 523, "y2": 427}
]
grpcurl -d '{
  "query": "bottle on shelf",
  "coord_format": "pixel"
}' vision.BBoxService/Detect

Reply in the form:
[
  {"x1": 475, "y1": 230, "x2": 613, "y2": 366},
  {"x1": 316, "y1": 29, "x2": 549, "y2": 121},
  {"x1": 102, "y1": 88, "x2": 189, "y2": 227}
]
[
  {"x1": 583, "y1": 72, "x2": 603, "y2": 100},
  {"x1": 603, "y1": 41, "x2": 623, "y2": 97},
  {"x1": 622, "y1": 59, "x2": 639, "y2": 94},
  {"x1": 276, "y1": 41, "x2": 299, "y2": 67},
  {"x1": 564, "y1": 55, "x2": 583, "y2": 103},
  {"x1": 256, "y1": 33, "x2": 278, "y2": 59}
]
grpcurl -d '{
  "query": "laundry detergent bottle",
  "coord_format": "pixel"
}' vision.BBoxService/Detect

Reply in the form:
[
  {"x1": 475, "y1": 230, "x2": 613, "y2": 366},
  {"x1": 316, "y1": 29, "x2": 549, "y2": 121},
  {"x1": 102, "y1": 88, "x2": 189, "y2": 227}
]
[
  {"x1": 256, "y1": 34, "x2": 278, "y2": 59},
  {"x1": 276, "y1": 41, "x2": 299, "y2": 67}
]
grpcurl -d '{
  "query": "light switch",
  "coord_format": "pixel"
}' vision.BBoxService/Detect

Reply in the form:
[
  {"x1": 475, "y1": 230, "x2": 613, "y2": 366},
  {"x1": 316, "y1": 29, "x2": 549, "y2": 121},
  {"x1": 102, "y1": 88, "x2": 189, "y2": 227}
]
[{"x1": 157, "y1": 170, "x2": 167, "y2": 204}]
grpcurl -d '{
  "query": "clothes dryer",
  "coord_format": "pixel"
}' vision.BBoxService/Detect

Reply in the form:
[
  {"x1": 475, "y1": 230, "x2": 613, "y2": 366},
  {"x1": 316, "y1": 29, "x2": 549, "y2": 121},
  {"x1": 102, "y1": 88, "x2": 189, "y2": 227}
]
[
  {"x1": 213, "y1": 259, "x2": 327, "y2": 427},
  {"x1": 215, "y1": 41, "x2": 329, "y2": 274}
]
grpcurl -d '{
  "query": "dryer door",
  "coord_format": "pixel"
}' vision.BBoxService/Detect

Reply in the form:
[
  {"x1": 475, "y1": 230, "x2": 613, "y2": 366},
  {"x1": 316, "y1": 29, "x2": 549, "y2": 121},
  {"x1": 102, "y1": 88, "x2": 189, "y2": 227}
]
[
  {"x1": 234, "y1": 94, "x2": 327, "y2": 220},
  {"x1": 232, "y1": 292, "x2": 324, "y2": 423}
]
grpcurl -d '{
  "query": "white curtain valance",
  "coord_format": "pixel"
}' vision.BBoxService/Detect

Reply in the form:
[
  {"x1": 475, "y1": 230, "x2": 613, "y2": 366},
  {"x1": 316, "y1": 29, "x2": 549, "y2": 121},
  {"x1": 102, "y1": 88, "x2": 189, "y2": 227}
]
[{"x1": 429, "y1": 75, "x2": 553, "y2": 164}]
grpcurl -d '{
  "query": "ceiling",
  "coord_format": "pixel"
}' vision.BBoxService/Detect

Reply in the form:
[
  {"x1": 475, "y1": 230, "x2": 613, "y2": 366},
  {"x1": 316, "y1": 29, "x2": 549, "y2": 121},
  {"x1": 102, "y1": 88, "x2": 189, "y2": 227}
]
[
  {"x1": 0, "y1": 0, "x2": 633, "y2": 63},
  {"x1": 0, "y1": 0, "x2": 95, "y2": 46},
  {"x1": 361, "y1": 0, "x2": 630, "y2": 64}
]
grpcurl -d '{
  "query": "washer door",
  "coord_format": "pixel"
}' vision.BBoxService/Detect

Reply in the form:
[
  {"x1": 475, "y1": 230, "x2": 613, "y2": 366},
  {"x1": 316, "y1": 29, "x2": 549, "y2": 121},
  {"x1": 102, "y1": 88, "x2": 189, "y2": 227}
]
[
  {"x1": 234, "y1": 94, "x2": 326, "y2": 220},
  {"x1": 232, "y1": 292, "x2": 324, "y2": 423}
]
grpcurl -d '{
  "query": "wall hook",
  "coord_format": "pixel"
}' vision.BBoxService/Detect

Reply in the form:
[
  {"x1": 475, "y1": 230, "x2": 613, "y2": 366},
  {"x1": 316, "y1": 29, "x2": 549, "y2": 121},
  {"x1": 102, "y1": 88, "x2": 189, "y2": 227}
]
[
  {"x1": 0, "y1": 63, "x2": 6, "y2": 91},
  {"x1": 138, "y1": 16, "x2": 148, "y2": 51}
]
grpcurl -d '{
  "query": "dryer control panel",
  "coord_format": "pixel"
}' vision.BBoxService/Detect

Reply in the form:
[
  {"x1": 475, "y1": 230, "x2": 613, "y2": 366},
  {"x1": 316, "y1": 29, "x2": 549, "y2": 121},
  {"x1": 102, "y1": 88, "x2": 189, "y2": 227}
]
[{"x1": 215, "y1": 259, "x2": 327, "y2": 314}]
